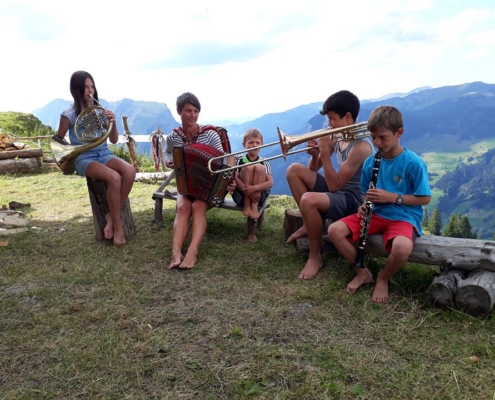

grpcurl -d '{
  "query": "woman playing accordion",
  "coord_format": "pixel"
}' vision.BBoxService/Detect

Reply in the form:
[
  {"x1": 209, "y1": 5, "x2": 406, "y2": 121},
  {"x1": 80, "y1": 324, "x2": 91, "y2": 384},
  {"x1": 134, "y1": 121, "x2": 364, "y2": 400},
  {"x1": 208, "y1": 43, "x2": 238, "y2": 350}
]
[{"x1": 164, "y1": 92, "x2": 236, "y2": 270}]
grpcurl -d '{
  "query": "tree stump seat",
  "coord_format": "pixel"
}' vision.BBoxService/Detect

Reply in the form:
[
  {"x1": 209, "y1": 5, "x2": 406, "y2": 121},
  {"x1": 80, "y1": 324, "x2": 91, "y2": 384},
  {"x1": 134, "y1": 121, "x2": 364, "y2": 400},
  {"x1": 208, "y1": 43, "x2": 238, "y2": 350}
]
[{"x1": 86, "y1": 177, "x2": 136, "y2": 242}]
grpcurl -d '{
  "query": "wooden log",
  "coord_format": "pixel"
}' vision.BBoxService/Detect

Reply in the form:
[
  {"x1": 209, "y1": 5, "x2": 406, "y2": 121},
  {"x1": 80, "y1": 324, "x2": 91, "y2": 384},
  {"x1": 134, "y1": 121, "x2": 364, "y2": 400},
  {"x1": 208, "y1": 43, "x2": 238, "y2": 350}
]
[
  {"x1": 455, "y1": 270, "x2": 495, "y2": 317},
  {"x1": 135, "y1": 171, "x2": 171, "y2": 183},
  {"x1": 0, "y1": 148, "x2": 43, "y2": 160},
  {"x1": 0, "y1": 157, "x2": 40, "y2": 173},
  {"x1": 295, "y1": 233, "x2": 495, "y2": 272},
  {"x1": 86, "y1": 178, "x2": 136, "y2": 242},
  {"x1": 425, "y1": 268, "x2": 467, "y2": 310},
  {"x1": 366, "y1": 234, "x2": 495, "y2": 272}
]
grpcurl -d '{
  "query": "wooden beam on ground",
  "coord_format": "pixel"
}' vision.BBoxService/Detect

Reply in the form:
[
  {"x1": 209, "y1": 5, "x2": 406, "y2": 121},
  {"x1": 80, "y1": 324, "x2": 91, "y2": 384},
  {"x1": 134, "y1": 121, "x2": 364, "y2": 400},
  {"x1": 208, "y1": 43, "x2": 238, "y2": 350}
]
[{"x1": 0, "y1": 148, "x2": 43, "y2": 160}]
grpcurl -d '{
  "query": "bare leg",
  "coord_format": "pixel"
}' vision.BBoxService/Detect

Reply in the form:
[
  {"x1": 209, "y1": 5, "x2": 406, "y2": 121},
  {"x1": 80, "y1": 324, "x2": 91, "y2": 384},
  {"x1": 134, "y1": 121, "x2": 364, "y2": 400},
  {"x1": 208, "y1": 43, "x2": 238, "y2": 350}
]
[
  {"x1": 239, "y1": 166, "x2": 254, "y2": 218},
  {"x1": 286, "y1": 163, "x2": 317, "y2": 208},
  {"x1": 328, "y1": 220, "x2": 373, "y2": 292},
  {"x1": 169, "y1": 195, "x2": 192, "y2": 269},
  {"x1": 180, "y1": 200, "x2": 209, "y2": 269},
  {"x1": 248, "y1": 164, "x2": 266, "y2": 220},
  {"x1": 286, "y1": 163, "x2": 317, "y2": 244},
  {"x1": 85, "y1": 162, "x2": 126, "y2": 246},
  {"x1": 372, "y1": 236, "x2": 412, "y2": 303},
  {"x1": 243, "y1": 197, "x2": 253, "y2": 218},
  {"x1": 297, "y1": 193, "x2": 329, "y2": 280},
  {"x1": 346, "y1": 268, "x2": 374, "y2": 294},
  {"x1": 286, "y1": 225, "x2": 307, "y2": 244},
  {"x1": 104, "y1": 213, "x2": 113, "y2": 240}
]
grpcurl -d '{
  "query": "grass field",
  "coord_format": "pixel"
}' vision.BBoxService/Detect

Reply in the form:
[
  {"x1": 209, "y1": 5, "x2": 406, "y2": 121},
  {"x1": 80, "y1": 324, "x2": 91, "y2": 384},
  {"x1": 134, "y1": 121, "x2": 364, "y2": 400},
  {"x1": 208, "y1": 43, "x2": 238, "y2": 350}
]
[{"x1": 1, "y1": 169, "x2": 494, "y2": 399}]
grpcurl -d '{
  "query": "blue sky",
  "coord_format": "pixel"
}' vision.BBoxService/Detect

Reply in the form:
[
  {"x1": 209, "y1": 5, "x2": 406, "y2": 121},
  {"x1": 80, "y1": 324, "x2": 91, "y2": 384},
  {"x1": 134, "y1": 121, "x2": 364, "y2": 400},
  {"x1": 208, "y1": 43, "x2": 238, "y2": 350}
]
[{"x1": 1, "y1": 0, "x2": 494, "y2": 123}]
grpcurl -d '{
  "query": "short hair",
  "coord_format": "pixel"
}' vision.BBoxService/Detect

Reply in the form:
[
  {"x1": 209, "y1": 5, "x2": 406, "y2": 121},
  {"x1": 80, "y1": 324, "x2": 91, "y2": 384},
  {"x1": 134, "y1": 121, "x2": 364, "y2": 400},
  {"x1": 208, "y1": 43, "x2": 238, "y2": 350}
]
[
  {"x1": 367, "y1": 106, "x2": 403, "y2": 133},
  {"x1": 243, "y1": 128, "x2": 263, "y2": 143},
  {"x1": 176, "y1": 92, "x2": 201, "y2": 114},
  {"x1": 319, "y1": 90, "x2": 360, "y2": 122}
]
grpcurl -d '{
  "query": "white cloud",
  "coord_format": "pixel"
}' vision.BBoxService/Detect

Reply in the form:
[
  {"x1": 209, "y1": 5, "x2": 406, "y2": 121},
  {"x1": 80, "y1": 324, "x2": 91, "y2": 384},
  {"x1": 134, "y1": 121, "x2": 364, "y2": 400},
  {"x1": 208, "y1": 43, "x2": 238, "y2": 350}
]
[{"x1": 0, "y1": 0, "x2": 494, "y2": 124}]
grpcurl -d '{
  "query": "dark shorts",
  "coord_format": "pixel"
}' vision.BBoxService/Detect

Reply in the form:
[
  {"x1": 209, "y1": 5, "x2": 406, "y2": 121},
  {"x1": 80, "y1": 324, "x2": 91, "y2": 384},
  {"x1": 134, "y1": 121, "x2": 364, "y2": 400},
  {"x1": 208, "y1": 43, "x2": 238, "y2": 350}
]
[
  {"x1": 340, "y1": 213, "x2": 417, "y2": 252},
  {"x1": 232, "y1": 188, "x2": 269, "y2": 207},
  {"x1": 313, "y1": 173, "x2": 361, "y2": 220}
]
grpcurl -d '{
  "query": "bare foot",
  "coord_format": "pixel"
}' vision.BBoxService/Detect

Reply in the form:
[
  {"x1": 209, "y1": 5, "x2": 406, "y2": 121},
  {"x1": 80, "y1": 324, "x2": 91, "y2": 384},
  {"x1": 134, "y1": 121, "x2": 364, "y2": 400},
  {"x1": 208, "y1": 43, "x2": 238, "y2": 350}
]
[
  {"x1": 104, "y1": 213, "x2": 114, "y2": 240},
  {"x1": 246, "y1": 233, "x2": 258, "y2": 243},
  {"x1": 242, "y1": 203, "x2": 252, "y2": 218},
  {"x1": 372, "y1": 271, "x2": 389, "y2": 303},
  {"x1": 112, "y1": 228, "x2": 126, "y2": 246},
  {"x1": 287, "y1": 225, "x2": 307, "y2": 244},
  {"x1": 250, "y1": 203, "x2": 259, "y2": 220},
  {"x1": 180, "y1": 251, "x2": 197, "y2": 269},
  {"x1": 346, "y1": 268, "x2": 374, "y2": 294},
  {"x1": 168, "y1": 252, "x2": 184, "y2": 269},
  {"x1": 298, "y1": 257, "x2": 322, "y2": 280}
]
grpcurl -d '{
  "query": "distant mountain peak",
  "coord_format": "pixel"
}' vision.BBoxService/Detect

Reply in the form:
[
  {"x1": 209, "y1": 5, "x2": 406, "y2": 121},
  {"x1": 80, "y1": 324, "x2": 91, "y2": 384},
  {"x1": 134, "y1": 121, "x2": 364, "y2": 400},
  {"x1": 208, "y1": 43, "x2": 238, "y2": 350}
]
[{"x1": 367, "y1": 86, "x2": 432, "y2": 102}]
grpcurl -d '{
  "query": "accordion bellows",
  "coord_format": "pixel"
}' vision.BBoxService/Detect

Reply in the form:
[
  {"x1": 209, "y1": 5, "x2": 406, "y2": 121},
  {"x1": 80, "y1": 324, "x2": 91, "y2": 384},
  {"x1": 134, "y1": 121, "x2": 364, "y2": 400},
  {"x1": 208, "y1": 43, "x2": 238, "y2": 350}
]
[{"x1": 173, "y1": 143, "x2": 234, "y2": 207}]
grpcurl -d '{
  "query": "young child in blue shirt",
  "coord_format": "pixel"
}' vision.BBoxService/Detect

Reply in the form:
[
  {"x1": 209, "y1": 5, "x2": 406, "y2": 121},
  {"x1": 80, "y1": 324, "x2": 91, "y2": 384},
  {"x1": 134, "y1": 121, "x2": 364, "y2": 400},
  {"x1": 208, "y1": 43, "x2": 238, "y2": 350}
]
[{"x1": 328, "y1": 105, "x2": 431, "y2": 303}]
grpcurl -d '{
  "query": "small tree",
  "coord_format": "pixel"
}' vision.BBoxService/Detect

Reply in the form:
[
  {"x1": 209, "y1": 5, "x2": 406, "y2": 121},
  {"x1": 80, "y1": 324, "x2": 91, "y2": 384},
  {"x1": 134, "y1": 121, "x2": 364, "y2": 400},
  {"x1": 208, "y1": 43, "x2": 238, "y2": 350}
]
[
  {"x1": 422, "y1": 207, "x2": 429, "y2": 231},
  {"x1": 460, "y1": 215, "x2": 476, "y2": 239},
  {"x1": 428, "y1": 207, "x2": 442, "y2": 236},
  {"x1": 442, "y1": 213, "x2": 476, "y2": 238}
]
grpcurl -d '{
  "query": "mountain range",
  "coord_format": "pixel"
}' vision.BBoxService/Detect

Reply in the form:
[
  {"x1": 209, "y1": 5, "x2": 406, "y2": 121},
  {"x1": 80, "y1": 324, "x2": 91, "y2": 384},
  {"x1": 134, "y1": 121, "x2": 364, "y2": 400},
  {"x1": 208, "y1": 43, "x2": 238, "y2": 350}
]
[{"x1": 31, "y1": 82, "x2": 495, "y2": 237}]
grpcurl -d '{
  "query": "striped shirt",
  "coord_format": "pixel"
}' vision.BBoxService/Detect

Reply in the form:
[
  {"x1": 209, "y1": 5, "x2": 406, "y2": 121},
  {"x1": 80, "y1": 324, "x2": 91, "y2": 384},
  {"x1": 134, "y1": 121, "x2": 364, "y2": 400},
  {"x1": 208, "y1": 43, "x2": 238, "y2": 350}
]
[
  {"x1": 235, "y1": 154, "x2": 272, "y2": 176},
  {"x1": 164, "y1": 125, "x2": 223, "y2": 162}
]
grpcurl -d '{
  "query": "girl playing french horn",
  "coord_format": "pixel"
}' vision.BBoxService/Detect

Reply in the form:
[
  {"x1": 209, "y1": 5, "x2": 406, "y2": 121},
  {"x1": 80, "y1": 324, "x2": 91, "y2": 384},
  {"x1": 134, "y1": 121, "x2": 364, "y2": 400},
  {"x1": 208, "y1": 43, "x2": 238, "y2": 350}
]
[{"x1": 55, "y1": 71, "x2": 136, "y2": 246}]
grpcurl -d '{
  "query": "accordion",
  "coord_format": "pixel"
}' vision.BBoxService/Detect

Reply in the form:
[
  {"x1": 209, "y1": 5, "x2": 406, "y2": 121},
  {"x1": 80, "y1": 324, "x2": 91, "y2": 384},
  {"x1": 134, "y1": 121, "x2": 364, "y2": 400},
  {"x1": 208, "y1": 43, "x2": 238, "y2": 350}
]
[{"x1": 172, "y1": 143, "x2": 235, "y2": 207}]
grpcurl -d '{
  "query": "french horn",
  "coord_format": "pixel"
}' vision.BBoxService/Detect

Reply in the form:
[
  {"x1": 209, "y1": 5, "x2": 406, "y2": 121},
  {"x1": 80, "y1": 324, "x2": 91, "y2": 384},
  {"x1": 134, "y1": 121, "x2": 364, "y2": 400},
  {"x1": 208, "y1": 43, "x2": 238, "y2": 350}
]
[{"x1": 51, "y1": 102, "x2": 114, "y2": 175}]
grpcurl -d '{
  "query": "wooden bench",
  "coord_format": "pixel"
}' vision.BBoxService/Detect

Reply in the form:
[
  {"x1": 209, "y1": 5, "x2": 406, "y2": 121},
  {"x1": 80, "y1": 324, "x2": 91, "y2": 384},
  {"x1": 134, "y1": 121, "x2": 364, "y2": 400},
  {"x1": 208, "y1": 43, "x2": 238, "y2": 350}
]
[{"x1": 151, "y1": 170, "x2": 270, "y2": 233}]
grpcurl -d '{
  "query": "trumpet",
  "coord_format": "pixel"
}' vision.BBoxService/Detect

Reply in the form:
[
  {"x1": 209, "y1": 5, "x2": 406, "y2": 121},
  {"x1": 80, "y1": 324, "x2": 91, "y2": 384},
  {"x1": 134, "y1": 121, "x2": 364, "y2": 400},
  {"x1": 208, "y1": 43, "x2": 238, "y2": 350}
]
[
  {"x1": 207, "y1": 121, "x2": 369, "y2": 174},
  {"x1": 50, "y1": 95, "x2": 114, "y2": 175}
]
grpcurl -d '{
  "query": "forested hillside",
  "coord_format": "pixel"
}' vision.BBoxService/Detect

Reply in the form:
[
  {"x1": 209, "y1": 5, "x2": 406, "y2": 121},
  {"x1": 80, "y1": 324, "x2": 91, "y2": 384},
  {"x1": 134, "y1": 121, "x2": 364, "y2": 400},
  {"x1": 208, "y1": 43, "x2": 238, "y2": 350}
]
[{"x1": 435, "y1": 148, "x2": 495, "y2": 238}]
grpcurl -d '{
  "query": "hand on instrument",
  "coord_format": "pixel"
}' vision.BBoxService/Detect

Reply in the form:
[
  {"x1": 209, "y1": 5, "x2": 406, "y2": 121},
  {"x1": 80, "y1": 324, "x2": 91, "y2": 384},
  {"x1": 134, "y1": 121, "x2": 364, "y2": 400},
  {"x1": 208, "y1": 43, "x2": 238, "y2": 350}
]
[
  {"x1": 317, "y1": 135, "x2": 336, "y2": 156},
  {"x1": 306, "y1": 139, "x2": 319, "y2": 157},
  {"x1": 102, "y1": 110, "x2": 116, "y2": 123},
  {"x1": 357, "y1": 203, "x2": 366, "y2": 219},
  {"x1": 227, "y1": 179, "x2": 236, "y2": 194},
  {"x1": 165, "y1": 159, "x2": 174, "y2": 169},
  {"x1": 365, "y1": 188, "x2": 390, "y2": 203}
]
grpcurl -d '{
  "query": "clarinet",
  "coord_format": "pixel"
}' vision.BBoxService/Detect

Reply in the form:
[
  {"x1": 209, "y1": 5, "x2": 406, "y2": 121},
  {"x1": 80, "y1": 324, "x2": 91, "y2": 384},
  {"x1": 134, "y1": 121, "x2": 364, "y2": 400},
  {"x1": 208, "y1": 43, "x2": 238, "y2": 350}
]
[{"x1": 353, "y1": 150, "x2": 382, "y2": 268}]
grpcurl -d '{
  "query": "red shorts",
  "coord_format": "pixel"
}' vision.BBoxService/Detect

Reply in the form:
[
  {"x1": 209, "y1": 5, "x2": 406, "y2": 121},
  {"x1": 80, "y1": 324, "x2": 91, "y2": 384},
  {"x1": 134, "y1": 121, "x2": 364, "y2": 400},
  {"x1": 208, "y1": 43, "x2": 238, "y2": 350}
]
[{"x1": 340, "y1": 213, "x2": 416, "y2": 252}]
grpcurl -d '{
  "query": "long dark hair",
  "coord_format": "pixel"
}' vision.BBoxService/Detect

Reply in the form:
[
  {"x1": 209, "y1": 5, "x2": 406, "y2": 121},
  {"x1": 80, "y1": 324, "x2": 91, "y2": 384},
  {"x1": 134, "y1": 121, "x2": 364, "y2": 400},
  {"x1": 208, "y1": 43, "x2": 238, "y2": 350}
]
[{"x1": 69, "y1": 70, "x2": 99, "y2": 116}]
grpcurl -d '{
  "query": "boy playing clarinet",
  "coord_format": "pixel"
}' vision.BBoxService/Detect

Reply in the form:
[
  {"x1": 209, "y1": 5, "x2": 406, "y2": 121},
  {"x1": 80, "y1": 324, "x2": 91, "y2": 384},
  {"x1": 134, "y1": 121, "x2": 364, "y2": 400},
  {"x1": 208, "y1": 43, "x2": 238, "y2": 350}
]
[{"x1": 328, "y1": 105, "x2": 431, "y2": 303}]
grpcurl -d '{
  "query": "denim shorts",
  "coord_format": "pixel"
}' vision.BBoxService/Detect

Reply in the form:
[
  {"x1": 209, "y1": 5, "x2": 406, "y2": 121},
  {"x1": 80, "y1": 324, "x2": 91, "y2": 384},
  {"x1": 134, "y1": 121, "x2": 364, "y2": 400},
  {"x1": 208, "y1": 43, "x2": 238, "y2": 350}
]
[{"x1": 75, "y1": 147, "x2": 116, "y2": 176}]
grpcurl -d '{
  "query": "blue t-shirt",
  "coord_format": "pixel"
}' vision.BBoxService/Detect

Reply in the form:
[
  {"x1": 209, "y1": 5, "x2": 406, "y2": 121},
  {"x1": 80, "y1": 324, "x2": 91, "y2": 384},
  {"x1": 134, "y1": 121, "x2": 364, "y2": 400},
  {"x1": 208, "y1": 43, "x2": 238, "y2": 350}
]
[{"x1": 360, "y1": 148, "x2": 431, "y2": 235}]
